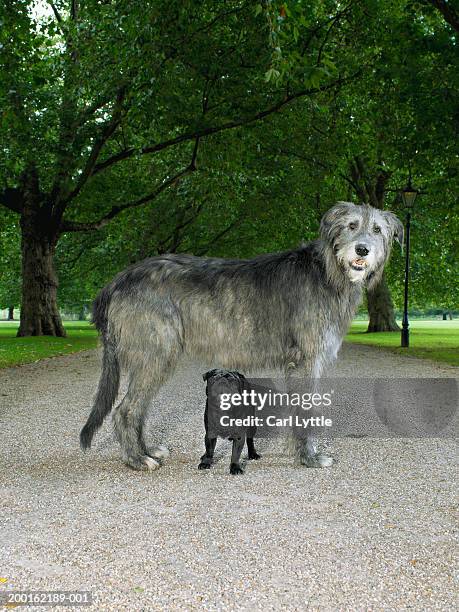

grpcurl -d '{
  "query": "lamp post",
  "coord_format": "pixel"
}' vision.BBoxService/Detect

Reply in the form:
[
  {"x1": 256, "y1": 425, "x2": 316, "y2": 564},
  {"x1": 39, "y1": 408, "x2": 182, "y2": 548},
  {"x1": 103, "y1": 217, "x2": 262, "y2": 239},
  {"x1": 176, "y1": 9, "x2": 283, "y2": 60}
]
[{"x1": 400, "y1": 177, "x2": 419, "y2": 348}]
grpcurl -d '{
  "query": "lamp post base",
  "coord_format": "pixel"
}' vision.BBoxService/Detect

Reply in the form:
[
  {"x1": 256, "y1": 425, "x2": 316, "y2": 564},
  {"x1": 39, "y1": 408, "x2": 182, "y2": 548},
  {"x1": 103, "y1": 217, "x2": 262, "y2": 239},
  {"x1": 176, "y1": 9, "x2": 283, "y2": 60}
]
[
  {"x1": 401, "y1": 327, "x2": 409, "y2": 348},
  {"x1": 401, "y1": 209, "x2": 411, "y2": 349}
]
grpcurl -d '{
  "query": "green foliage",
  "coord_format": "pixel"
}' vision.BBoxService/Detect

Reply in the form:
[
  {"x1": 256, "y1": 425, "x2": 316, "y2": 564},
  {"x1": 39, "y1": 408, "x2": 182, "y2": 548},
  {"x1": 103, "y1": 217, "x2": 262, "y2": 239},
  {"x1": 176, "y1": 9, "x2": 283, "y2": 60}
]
[
  {"x1": 0, "y1": 209, "x2": 21, "y2": 308},
  {"x1": 0, "y1": 0, "x2": 457, "y2": 315}
]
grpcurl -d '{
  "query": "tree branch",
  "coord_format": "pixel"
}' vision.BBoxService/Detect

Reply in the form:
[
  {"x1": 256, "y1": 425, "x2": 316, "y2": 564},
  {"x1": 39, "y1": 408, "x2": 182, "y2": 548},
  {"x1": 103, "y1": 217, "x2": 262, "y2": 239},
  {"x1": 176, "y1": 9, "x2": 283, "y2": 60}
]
[
  {"x1": 57, "y1": 236, "x2": 93, "y2": 270},
  {"x1": 349, "y1": 157, "x2": 368, "y2": 203},
  {"x1": 60, "y1": 87, "x2": 127, "y2": 209},
  {"x1": 75, "y1": 92, "x2": 115, "y2": 128},
  {"x1": 195, "y1": 218, "x2": 241, "y2": 256},
  {"x1": 189, "y1": 136, "x2": 200, "y2": 170},
  {"x1": 46, "y1": 2, "x2": 83, "y2": 218},
  {"x1": 93, "y1": 76, "x2": 355, "y2": 175},
  {"x1": 157, "y1": 202, "x2": 205, "y2": 254},
  {"x1": 71, "y1": 0, "x2": 78, "y2": 21},
  {"x1": 0, "y1": 188, "x2": 23, "y2": 214},
  {"x1": 47, "y1": 1, "x2": 63, "y2": 24},
  {"x1": 316, "y1": 1, "x2": 354, "y2": 66},
  {"x1": 428, "y1": 0, "x2": 459, "y2": 32},
  {"x1": 275, "y1": 147, "x2": 358, "y2": 191},
  {"x1": 61, "y1": 163, "x2": 196, "y2": 233}
]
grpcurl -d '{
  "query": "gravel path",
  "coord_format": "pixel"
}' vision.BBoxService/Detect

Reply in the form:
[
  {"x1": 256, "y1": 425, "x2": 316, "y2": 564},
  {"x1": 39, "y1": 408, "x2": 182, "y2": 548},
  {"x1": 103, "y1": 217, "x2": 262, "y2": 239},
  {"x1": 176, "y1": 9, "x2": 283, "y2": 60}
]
[{"x1": 0, "y1": 344, "x2": 457, "y2": 611}]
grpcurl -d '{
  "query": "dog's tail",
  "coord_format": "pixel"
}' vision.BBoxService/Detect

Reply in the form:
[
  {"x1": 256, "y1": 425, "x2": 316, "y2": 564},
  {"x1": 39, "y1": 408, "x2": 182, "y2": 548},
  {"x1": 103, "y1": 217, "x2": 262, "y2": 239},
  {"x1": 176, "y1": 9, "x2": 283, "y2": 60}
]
[{"x1": 80, "y1": 288, "x2": 120, "y2": 450}]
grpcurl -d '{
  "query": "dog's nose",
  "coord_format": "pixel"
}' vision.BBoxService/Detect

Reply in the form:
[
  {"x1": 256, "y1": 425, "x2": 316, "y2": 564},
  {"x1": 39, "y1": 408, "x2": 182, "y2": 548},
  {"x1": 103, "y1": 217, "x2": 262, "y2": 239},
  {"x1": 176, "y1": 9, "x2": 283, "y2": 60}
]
[{"x1": 355, "y1": 244, "x2": 369, "y2": 256}]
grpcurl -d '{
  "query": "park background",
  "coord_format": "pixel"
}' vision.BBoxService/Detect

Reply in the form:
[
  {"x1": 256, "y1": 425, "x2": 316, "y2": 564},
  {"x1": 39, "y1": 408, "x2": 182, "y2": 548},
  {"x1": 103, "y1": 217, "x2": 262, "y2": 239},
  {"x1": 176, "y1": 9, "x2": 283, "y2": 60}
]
[
  {"x1": 0, "y1": 0, "x2": 458, "y2": 367},
  {"x1": 0, "y1": 5, "x2": 458, "y2": 610}
]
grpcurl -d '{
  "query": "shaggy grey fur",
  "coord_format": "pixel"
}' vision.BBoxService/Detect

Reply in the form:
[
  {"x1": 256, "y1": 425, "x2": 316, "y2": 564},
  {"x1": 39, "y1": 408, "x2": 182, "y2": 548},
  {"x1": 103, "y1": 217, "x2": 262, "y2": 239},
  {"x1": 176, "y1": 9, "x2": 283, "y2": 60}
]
[{"x1": 80, "y1": 202, "x2": 403, "y2": 470}]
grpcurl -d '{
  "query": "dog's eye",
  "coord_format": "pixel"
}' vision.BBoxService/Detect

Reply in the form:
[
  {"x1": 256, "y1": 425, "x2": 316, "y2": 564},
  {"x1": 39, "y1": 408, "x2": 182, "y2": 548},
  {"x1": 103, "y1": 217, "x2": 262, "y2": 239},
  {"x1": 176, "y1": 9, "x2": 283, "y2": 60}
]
[
  {"x1": 348, "y1": 222, "x2": 357, "y2": 230},
  {"x1": 373, "y1": 225, "x2": 381, "y2": 234}
]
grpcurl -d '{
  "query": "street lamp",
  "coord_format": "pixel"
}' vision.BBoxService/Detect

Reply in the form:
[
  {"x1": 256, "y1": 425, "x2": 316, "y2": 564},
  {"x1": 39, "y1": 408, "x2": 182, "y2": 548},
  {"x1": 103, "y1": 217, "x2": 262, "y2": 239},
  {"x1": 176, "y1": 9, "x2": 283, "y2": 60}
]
[{"x1": 400, "y1": 177, "x2": 419, "y2": 348}]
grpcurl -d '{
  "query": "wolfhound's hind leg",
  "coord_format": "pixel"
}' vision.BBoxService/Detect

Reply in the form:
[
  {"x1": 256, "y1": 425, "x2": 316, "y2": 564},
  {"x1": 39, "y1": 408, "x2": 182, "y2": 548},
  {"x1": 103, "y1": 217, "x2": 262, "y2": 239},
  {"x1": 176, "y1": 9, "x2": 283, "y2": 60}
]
[
  {"x1": 112, "y1": 374, "x2": 161, "y2": 470},
  {"x1": 113, "y1": 351, "x2": 179, "y2": 471},
  {"x1": 109, "y1": 298, "x2": 183, "y2": 470}
]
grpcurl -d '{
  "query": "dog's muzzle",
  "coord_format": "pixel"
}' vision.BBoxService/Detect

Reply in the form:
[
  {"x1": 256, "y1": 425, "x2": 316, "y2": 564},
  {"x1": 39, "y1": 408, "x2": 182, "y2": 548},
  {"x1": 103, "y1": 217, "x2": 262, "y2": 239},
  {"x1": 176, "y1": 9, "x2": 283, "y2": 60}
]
[{"x1": 349, "y1": 258, "x2": 368, "y2": 272}]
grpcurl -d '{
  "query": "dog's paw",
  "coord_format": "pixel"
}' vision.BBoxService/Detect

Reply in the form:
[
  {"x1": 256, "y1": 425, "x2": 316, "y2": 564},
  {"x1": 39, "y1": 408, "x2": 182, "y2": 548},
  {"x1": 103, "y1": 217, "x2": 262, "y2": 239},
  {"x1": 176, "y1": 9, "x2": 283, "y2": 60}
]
[
  {"x1": 148, "y1": 445, "x2": 170, "y2": 461},
  {"x1": 198, "y1": 461, "x2": 212, "y2": 470},
  {"x1": 248, "y1": 452, "x2": 261, "y2": 460},
  {"x1": 230, "y1": 463, "x2": 244, "y2": 475},
  {"x1": 300, "y1": 453, "x2": 333, "y2": 468},
  {"x1": 143, "y1": 456, "x2": 161, "y2": 471},
  {"x1": 124, "y1": 454, "x2": 161, "y2": 471},
  {"x1": 316, "y1": 454, "x2": 333, "y2": 467}
]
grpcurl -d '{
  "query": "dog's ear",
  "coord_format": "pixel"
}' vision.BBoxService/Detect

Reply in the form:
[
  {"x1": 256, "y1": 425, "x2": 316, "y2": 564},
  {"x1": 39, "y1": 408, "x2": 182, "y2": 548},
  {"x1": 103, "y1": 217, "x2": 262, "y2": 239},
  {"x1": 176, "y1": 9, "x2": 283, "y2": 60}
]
[
  {"x1": 235, "y1": 371, "x2": 246, "y2": 394},
  {"x1": 383, "y1": 211, "x2": 404, "y2": 248},
  {"x1": 203, "y1": 369, "x2": 217, "y2": 381},
  {"x1": 320, "y1": 201, "x2": 357, "y2": 242}
]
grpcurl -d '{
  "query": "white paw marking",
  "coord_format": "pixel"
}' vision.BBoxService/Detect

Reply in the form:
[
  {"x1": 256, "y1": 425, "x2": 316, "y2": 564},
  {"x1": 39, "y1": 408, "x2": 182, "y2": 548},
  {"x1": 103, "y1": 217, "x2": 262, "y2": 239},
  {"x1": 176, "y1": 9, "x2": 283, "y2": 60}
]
[
  {"x1": 143, "y1": 456, "x2": 161, "y2": 471},
  {"x1": 317, "y1": 454, "x2": 333, "y2": 467},
  {"x1": 150, "y1": 445, "x2": 170, "y2": 460}
]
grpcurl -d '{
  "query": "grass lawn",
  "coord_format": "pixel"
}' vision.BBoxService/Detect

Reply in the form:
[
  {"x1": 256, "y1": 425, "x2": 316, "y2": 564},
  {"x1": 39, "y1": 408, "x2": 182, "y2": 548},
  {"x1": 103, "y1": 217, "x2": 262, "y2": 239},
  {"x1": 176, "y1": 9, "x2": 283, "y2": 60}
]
[
  {"x1": 0, "y1": 319, "x2": 457, "y2": 369},
  {"x1": 346, "y1": 320, "x2": 459, "y2": 367},
  {"x1": 0, "y1": 321, "x2": 98, "y2": 369}
]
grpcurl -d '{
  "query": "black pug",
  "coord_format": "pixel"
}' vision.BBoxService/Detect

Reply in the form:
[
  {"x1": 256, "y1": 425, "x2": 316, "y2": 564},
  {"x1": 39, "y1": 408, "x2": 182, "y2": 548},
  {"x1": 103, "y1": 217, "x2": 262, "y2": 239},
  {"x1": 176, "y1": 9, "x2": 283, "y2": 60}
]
[{"x1": 198, "y1": 369, "x2": 261, "y2": 474}]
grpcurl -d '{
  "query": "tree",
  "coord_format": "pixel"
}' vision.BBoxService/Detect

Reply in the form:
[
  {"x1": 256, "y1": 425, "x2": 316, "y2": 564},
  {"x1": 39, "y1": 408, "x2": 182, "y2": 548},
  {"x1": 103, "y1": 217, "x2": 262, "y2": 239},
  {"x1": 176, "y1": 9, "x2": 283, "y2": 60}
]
[
  {"x1": 255, "y1": 0, "x2": 459, "y2": 330},
  {"x1": 2, "y1": 0, "x2": 457, "y2": 334},
  {"x1": 0, "y1": 0, "x2": 360, "y2": 336}
]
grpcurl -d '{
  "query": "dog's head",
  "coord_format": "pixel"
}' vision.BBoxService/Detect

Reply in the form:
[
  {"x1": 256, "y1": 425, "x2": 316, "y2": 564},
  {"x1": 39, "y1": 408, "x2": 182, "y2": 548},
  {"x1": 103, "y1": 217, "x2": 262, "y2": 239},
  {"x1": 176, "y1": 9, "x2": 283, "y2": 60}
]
[
  {"x1": 203, "y1": 369, "x2": 246, "y2": 396},
  {"x1": 320, "y1": 201, "x2": 403, "y2": 288}
]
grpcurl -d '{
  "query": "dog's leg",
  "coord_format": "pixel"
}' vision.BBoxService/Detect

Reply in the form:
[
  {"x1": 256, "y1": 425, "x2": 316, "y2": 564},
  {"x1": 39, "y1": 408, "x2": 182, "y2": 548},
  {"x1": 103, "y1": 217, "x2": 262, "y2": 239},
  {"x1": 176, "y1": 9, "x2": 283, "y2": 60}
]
[
  {"x1": 110, "y1": 309, "x2": 182, "y2": 470},
  {"x1": 299, "y1": 434, "x2": 333, "y2": 468},
  {"x1": 112, "y1": 340, "x2": 180, "y2": 470},
  {"x1": 290, "y1": 418, "x2": 332, "y2": 467},
  {"x1": 307, "y1": 356, "x2": 333, "y2": 467},
  {"x1": 112, "y1": 374, "x2": 162, "y2": 471},
  {"x1": 230, "y1": 437, "x2": 245, "y2": 474},
  {"x1": 285, "y1": 359, "x2": 333, "y2": 468},
  {"x1": 198, "y1": 436, "x2": 217, "y2": 469},
  {"x1": 246, "y1": 437, "x2": 261, "y2": 460},
  {"x1": 198, "y1": 398, "x2": 217, "y2": 469}
]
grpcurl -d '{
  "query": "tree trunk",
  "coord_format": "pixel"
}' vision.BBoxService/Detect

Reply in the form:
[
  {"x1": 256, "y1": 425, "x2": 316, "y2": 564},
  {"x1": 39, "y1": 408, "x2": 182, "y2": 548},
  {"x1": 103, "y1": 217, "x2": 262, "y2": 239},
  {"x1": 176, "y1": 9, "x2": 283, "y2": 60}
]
[
  {"x1": 367, "y1": 274, "x2": 400, "y2": 332},
  {"x1": 348, "y1": 155, "x2": 399, "y2": 332},
  {"x1": 7, "y1": 306, "x2": 14, "y2": 320},
  {"x1": 17, "y1": 210, "x2": 66, "y2": 337}
]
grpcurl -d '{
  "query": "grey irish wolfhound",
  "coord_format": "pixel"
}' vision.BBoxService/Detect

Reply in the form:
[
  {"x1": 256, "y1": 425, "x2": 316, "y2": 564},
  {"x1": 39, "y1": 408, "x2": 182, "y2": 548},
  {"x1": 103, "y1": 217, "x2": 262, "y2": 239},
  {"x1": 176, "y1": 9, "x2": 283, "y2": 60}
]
[{"x1": 80, "y1": 201, "x2": 403, "y2": 470}]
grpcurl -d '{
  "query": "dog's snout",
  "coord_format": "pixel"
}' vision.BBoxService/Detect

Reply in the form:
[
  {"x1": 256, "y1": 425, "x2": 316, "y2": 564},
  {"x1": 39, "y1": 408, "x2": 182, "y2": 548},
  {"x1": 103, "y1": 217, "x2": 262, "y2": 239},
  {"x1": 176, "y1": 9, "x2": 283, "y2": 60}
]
[{"x1": 355, "y1": 244, "x2": 369, "y2": 256}]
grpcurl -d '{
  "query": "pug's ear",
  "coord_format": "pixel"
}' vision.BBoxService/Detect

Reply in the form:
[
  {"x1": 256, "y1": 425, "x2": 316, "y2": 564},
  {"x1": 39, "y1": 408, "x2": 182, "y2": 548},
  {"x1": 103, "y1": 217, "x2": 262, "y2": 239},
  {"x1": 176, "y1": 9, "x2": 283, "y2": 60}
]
[{"x1": 383, "y1": 211, "x2": 404, "y2": 247}]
